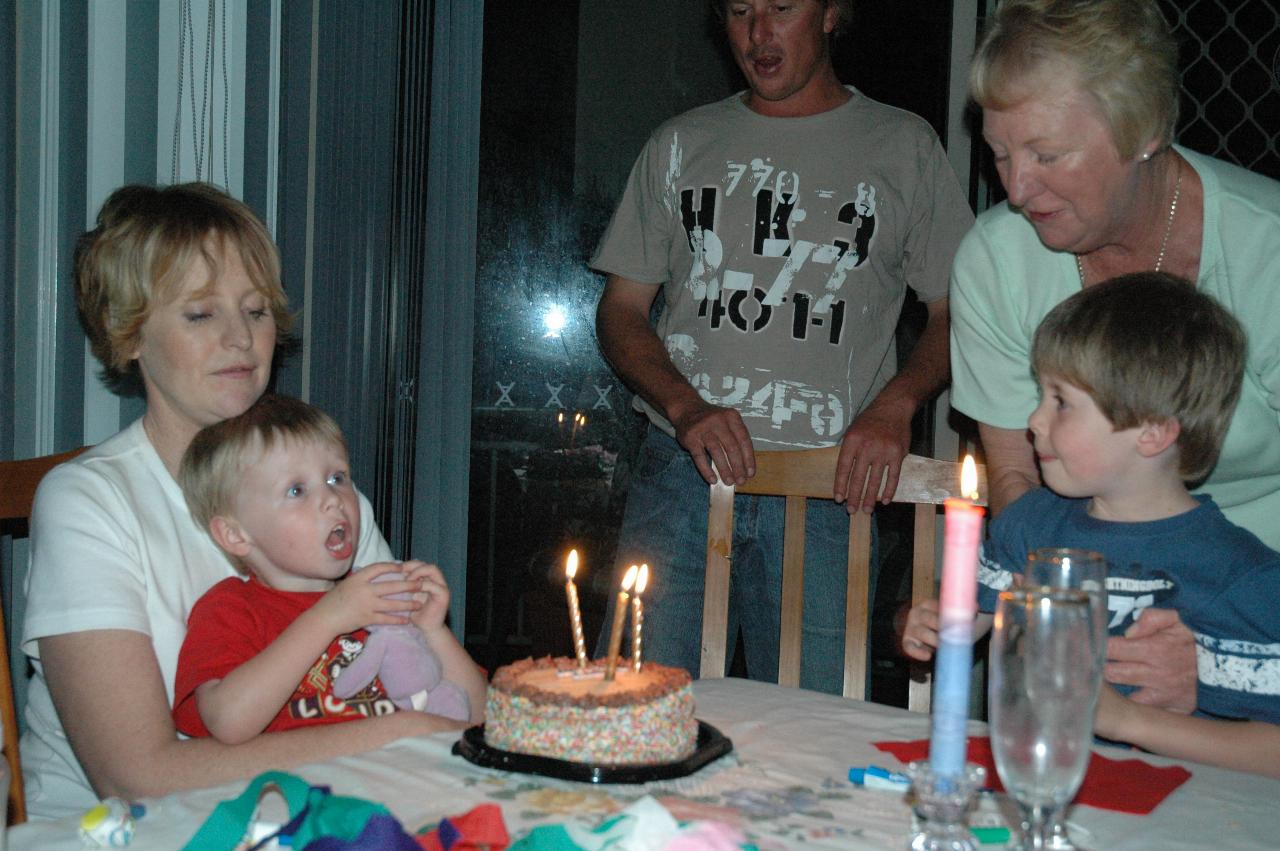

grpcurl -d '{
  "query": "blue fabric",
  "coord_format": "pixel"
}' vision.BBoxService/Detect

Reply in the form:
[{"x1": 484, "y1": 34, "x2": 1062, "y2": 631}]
[
  {"x1": 976, "y1": 488, "x2": 1280, "y2": 723},
  {"x1": 301, "y1": 813, "x2": 420, "y2": 850},
  {"x1": 597, "y1": 428, "x2": 879, "y2": 695}
]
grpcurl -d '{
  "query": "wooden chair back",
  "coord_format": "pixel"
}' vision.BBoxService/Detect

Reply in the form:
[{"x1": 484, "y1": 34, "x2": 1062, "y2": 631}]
[
  {"x1": 701, "y1": 447, "x2": 986, "y2": 709},
  {"x1": 0, "y1": 445, "x2": 90, "y2": 824}
]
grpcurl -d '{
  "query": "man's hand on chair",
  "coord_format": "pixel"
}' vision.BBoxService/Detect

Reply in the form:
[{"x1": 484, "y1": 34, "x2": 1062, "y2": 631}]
[
  {"x1": 834, "y1": 396, "x2": 913, "y2": 513},
  {"x1": 670, "y1": 398, "x2": 755, "y2": 486}
]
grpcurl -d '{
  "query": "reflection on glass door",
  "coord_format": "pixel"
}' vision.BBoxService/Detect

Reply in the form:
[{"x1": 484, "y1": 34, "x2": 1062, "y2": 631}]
[
  {"x1": 466, "y1": 1, "x2": 959, "y2": 698},
  {"x1": 465, "y1": 1, "x2": 738, "y2": 675}
]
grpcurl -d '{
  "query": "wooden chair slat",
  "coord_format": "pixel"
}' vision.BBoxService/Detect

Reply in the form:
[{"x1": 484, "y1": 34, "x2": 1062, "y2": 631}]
[
  {"x1": 0, "y1": 444, "x2": 90, "y2": 823},
  {"x1": 701, "y1": 449, "x2": 985, "y2": 710}
]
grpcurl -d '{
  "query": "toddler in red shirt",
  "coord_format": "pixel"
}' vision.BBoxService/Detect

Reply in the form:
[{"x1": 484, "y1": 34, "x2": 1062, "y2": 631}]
[{"x1": 171, "y1": 394, "x2": 484, "y2": 742}]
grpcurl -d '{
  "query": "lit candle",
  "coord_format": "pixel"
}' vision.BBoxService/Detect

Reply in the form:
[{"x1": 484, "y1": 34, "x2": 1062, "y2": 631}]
[
  {"x1": 564, "y1": 549, "x2": 588, "y2": 668},
  {"x1": 929, "y1": 455, "x2": 985, "y2": 781},
  {"x1": 631, "y1": 564, "x2": 649, "y2": 672},
  {"x1": 605, "y1": 564, "x2": 638, "y2": 681}
]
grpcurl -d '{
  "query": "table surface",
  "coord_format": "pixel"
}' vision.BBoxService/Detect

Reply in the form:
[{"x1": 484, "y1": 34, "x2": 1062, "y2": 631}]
[{"x1": 9, "y1": 677, "x2": 1278, "y2": 849}]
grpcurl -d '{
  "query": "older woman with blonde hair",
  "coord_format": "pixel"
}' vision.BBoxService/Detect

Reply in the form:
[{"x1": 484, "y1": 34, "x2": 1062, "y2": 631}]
[
  {"x1": 21, "y1": 184, "x2": 459, "y2": 819},
  {"x1": 950, "y1": 0, "x2": 1280, "y2": 713}
]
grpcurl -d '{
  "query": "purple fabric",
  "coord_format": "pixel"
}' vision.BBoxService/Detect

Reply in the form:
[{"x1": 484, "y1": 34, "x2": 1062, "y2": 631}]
[
  {"x1": 437, "y1": 817, "x2": 462, "y2": 849},
  {"x1": 301, "y1": 812, "x2": 421, "y2": 850}
]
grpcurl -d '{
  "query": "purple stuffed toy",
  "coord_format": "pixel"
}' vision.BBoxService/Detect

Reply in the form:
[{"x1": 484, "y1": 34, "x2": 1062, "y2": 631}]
[{"x1": 332, "y1": 571, "x2": 470, "y2": 721}]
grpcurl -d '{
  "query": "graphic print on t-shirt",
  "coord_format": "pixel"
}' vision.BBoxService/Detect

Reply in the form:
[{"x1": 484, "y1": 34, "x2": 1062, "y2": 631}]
[
  {"x1": 288, "y1": 630, "x2": 396, "y2": 722},
  {"x1": 1102, "y1": 568, "x2": 1177, "y2": 633},
  {"x1": 681, "y1": 159, "x2": 877, "y2": 345},
  {"x1": 978, "y1": 551, "x2": 1177, "y2": 636},
  {"x1": 664, "y1": 148, "x2": 887, "y2": 445}
]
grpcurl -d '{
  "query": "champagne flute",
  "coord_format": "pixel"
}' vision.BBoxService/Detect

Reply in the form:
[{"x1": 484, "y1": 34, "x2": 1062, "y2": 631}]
[
  {"x1": 990, "y1": 588, "x2": 1101, "y2": 851},
  {"x1": 1024, "y1": 548, "x2": 1108, "y2": 851},
  {"x1": 1025, "y1": 548, "x2": 1109, "y2": 676}
]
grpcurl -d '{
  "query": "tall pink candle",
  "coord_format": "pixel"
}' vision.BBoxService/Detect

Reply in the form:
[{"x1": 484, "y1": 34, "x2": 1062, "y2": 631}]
[{"x1": 929, "y1": 456, "x2": 984, "y2": 779}]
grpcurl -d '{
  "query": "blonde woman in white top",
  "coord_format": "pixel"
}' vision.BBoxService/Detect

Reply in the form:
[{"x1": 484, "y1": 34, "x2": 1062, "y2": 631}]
[{"x1": 22, "y1": 184, "x2": 459, "y2": 818}]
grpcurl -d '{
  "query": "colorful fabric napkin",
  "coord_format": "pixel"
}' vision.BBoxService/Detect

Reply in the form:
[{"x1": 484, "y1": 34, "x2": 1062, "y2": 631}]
[
  {"x1": 506, "y1": 795, "x2": 754, "y2": 850},
  {"x1": 872, "y1": 736, "x2": 1191, "y2": 815},
  {"x1": 417, "y1": 803, "x2": 510, "y2": 850}
]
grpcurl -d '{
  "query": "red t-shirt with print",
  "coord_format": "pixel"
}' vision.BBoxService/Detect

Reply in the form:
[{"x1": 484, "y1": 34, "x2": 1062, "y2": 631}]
[{"x1": 172, "y1": 576, "x2": 396, "y2": 737}]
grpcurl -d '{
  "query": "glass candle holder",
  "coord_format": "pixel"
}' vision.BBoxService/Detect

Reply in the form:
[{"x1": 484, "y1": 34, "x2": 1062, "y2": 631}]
[{"x1": 906, "y1": 760, "x2": 987, "y2": 851}]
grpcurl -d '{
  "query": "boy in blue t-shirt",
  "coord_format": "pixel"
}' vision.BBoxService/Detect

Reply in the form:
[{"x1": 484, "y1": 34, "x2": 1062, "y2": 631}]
[{"x1": 904, "y1": 272, "x2": 1280, "y2": 777}]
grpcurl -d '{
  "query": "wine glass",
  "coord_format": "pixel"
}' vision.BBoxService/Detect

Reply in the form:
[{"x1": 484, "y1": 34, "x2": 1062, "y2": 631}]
[
  {"x1": 1024, "y1": 548, "x2": 1108, "y2": 851},
  {"x1": 990, "y1": 588, "x2": 1102, "y2": 851}
]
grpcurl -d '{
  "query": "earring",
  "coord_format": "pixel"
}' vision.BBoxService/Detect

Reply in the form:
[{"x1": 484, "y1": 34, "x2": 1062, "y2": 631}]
[{"x1": 1141, "y1": 152, "x2": 1152, "y2": 161}]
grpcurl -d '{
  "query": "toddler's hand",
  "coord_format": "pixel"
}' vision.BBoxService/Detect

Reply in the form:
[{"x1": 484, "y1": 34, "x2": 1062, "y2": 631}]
[
  {"x1": 900, "y1": 599, "x2": 940, "y2": 661},
  {"x1": 315, "y1": 562, "x2": 419, "y2": 635},
  {"x1": 402, "y1": 560, "x2": 451, "y2": 633}
]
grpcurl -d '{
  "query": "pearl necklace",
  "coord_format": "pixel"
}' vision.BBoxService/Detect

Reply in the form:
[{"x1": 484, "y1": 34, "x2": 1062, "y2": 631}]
[{"x1": 1076, "y1": 162, "x2": 1182, "y2": 285}]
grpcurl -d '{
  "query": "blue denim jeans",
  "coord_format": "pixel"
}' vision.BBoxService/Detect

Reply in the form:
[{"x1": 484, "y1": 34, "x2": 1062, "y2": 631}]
[{"x1": 597, "y1": 428, "x2": 879, "y2": 695}]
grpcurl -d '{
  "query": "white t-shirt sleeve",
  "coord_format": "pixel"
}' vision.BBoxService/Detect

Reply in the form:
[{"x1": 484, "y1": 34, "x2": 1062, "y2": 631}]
[
  {"x1": 354, "y1": 489, "x2": 395, "y2": 565},
  {"x1": 23, "y1": 461, "x2": 154, "y2": 656}
]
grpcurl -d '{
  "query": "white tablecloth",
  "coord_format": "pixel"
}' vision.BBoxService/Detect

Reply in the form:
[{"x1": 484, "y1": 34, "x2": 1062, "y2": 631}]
[{"x1": 8, "y1": 677, "x2": 1277, "y2": 849}]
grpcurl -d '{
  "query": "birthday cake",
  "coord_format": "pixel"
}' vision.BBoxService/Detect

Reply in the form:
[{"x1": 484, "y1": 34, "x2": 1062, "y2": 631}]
[{"x1": 484, "y1": 656, "x2": 698, "y2": 765}]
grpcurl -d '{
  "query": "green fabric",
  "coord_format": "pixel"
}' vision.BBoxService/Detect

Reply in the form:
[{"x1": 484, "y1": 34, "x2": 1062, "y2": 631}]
[
  {"x1": 180, "y1": 770, "x2": 390, "y2": 850},
  {"x1": 508, "y1": 824, "x2": 578, "y2": 850}
]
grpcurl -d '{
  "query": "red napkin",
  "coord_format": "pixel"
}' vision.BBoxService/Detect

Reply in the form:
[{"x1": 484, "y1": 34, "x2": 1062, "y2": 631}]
[
  {"x1": 873, "y1": 736, "x2": 1191, "y2": 815},
  {"x1": 416, "y1": 803, "x2": 510, "y2": 850}
]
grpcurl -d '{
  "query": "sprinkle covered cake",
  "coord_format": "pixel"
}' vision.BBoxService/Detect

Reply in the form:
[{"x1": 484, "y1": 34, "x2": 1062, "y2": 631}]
[{"x1": 484, "y1": 656, "x2": 698, "y2": 765}]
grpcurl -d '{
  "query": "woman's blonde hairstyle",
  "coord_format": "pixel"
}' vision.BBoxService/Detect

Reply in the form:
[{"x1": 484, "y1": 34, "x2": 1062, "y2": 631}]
[
  {"x1": 1032, "y1": 273, "x2": 1246, "y2": 483},
  {"x1": 179, "y1": 395, "x2": 348, "y2": 570},
  {"x1": 77, "y1": 183, "x2": 292, "y2": 387},
  {"x1": 970, "y1": 0, "x2": 1179, "y2": 159}
]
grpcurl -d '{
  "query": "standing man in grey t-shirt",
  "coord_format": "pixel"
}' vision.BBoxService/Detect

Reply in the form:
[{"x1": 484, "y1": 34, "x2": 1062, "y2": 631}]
[{"x1": 592, "y1": 0, "x2": 973, "y2": 693}]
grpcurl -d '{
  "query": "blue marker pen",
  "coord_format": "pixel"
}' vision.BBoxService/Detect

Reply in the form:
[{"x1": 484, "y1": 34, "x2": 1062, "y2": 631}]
[{"x1": 848, "y1": 764, "x2": 911, "y2": 792}]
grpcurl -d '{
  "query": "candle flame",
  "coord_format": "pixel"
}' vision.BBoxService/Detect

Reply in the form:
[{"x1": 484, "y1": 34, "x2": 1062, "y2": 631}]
[
  {"x1": 565, "y1": 549, "x2": 579, "y2": 580},
  {"x1": 635, "y1": 563, "x2": 649, "y2": 594},
  {"x1": 961, "y1": 454, "x2": 979, "y2": 501},
  {"x1": 621, "y1": 564, "x2": 639, "y2": 592}
]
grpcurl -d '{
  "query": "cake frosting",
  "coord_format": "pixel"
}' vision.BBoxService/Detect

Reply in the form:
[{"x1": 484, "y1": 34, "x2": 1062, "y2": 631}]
[{"x1": 484, "y1": 656, "x2": 698, "y2": 765}]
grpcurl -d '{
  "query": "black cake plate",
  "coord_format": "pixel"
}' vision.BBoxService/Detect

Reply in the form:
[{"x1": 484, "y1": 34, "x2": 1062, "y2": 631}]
[{"x1": 452, "y1": 720, "x2": 732, "y2": 784}]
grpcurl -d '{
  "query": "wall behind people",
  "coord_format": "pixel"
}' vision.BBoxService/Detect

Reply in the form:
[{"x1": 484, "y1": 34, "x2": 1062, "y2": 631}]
[{"x1": 1, "y1": 0, "x2": 483, "y2": 719}]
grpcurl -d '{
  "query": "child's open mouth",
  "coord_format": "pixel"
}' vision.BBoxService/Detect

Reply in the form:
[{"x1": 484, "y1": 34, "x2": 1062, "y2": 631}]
[{"x1": 326, "y1": 523, "x2": 353, "y2": 560}]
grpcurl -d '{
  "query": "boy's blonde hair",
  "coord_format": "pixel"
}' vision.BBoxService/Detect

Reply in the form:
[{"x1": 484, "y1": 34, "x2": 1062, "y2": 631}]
[
  {"x1": 77, "y1": 183, "x2": 293, "y2": 387},
  {"x1": 1032, "y1": 272, "x2": 1246, "y2": 482},
  {"x1": 180, "y1": 395, "x2": 348, "y2": 568}
]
